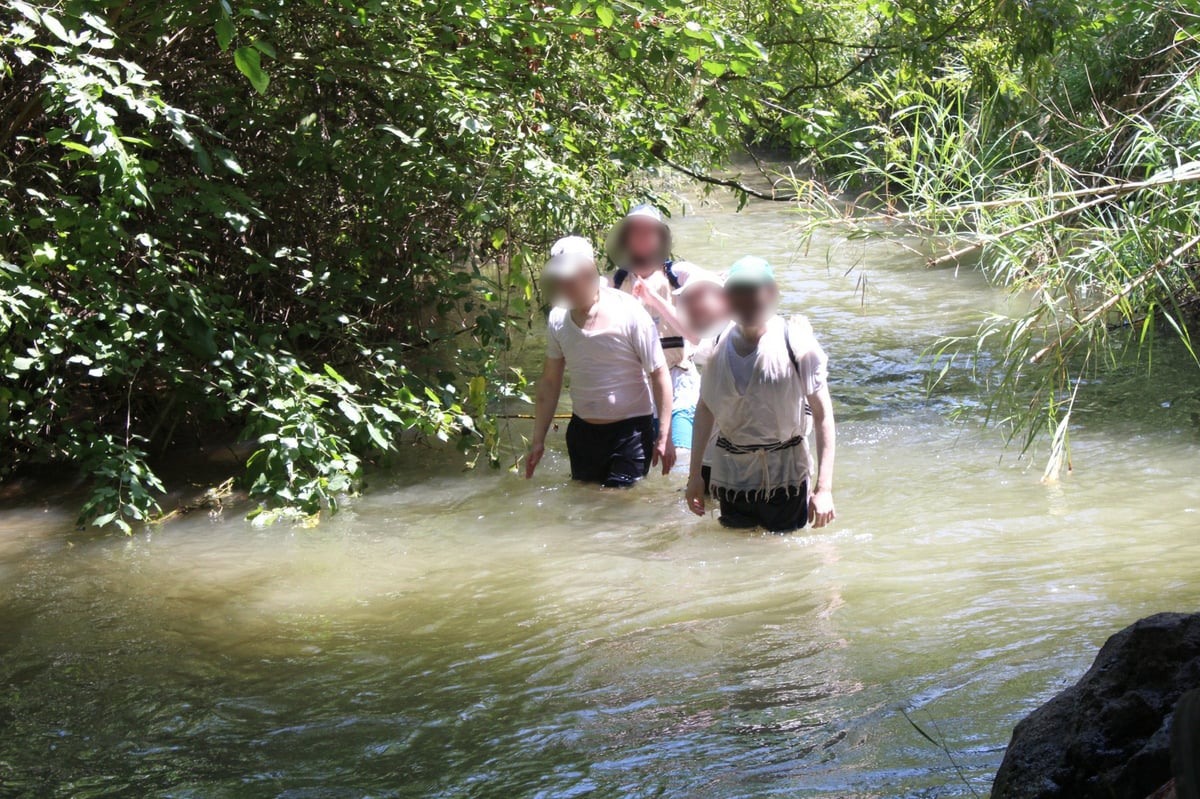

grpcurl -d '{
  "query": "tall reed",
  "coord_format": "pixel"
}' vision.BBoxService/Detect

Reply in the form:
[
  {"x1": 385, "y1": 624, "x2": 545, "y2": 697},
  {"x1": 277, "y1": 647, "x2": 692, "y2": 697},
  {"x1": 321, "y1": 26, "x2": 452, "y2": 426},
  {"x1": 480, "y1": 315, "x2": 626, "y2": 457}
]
[{"x1": 796, "y1": 46, "x2": 1200, "y2": 478}]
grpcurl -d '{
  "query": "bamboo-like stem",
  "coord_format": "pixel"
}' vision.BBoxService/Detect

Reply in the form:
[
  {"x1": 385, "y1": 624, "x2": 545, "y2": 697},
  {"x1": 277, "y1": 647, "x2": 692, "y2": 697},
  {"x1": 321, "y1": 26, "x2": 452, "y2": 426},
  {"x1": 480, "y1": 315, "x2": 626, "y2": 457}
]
[
  {"x1": 928, "y1": 191, "x2": 1121, "y2": 267},
  {"x1": 828, "y1": 168, "x2": 1200, "y2": 228},
  {"x1": 1029, "y1": 232, "x2": 1200, "y2": 364}
]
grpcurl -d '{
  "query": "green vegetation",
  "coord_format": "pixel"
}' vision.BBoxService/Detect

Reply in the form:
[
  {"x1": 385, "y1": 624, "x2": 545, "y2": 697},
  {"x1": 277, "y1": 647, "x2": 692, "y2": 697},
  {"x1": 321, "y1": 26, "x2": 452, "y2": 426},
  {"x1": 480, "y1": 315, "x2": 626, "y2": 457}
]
[
  {"x1": 0, "y1": 0, "x2": 767, "y2": 528},
  {"x1": 3, "y1": 0, "x2": 1196, "y2": 528},
  {"x1": 788, "y1": 2, "x2": 1200, "y2": 476}
]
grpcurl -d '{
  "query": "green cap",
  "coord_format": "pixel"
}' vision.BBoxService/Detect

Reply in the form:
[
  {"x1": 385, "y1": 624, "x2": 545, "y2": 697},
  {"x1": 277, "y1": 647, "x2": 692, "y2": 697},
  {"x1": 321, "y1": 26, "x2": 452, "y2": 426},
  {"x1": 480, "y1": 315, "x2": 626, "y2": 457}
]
[{"x1": 724, "y1": 256, "x2": 775, "y2": 288}]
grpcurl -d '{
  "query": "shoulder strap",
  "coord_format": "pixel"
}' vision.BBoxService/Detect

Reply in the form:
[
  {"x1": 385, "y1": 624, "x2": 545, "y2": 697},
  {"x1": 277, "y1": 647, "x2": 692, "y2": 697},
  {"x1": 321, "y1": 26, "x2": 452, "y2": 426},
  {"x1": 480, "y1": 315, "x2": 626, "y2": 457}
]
[
  {"x1": 713, "y1": 320, "x2": 734, "y2": 348},
  {"x1": 613, "y1": 268, "x2": 629, "y2": 290},
  {"x1": 783, "y1": 323, "x2": 814, "y2": 419},
  {"x1": 663, "y1": 260, "x2": 681, "y2": 290},
  {"x1": 783, "y1": 323, "x2": 802, "y2": 377}
]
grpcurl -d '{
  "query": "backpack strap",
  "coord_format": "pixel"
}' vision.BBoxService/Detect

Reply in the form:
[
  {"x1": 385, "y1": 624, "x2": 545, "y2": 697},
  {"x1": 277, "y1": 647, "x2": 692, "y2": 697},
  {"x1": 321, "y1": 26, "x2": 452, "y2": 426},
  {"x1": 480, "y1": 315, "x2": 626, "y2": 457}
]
[
  {"x1": 783, "y1": 324, "x2": 802, "y2": 378},
  {"x1": 663, "y1": 260, "x2": 681, "y2": 291},
  {"x1": 784, "y1": 324, "x2": 816, "y2": 421},
  {"x1": 615, "y1": 264, "x2": 678, "y2": 290},
  {"x1": 712, "y1": 320, "x2": 734, "y2": 348}
]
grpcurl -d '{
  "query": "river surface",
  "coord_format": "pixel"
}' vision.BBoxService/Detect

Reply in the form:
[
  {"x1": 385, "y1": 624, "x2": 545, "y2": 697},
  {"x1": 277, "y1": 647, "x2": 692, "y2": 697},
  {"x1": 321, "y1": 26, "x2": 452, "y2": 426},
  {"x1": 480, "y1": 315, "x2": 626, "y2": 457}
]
[{"x1": 1, "y1": 197, "x2": 1199, "y2": 798}]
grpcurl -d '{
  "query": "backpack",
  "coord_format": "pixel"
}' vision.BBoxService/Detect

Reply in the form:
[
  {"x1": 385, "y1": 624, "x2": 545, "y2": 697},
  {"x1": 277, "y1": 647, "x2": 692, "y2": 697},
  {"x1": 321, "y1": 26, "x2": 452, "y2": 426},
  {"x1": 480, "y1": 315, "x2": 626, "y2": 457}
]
[{"x1": 612, "y1": 260, "x2": 681, "y2": 291}]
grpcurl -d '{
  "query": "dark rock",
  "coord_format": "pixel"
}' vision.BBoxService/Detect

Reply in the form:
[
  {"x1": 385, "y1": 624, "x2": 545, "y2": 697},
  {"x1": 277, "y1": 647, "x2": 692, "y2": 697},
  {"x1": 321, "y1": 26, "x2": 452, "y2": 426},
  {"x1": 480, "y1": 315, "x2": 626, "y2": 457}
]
[
  {"x1": 1148, "y1": 780, "x2": 1177, "y2": 799},
  {"x1": 993, "y1": 612, "x2": 1200, "y2": 799}
]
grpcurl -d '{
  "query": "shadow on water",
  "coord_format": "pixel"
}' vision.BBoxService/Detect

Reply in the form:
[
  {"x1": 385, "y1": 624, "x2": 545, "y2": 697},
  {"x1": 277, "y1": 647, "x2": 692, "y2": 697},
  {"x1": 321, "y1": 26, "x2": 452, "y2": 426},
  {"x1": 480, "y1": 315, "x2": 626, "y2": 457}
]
[{"x1": 0, "y1": 196, "x2": 1198, "y2": 797}]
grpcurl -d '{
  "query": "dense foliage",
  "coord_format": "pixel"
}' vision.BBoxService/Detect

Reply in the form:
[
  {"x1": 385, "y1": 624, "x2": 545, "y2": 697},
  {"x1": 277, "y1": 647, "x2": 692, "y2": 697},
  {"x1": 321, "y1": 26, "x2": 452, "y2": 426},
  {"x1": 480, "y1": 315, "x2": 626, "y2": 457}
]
[
  {"x1": 791, "y1": 1, "x2": 1200, "y2": 475},
  {"x1": 3, "y1": 0, "x2": 1195, "y2": 528},
  {"x1": 0, "y1": 0, "x2": 769, "y2": 528}
]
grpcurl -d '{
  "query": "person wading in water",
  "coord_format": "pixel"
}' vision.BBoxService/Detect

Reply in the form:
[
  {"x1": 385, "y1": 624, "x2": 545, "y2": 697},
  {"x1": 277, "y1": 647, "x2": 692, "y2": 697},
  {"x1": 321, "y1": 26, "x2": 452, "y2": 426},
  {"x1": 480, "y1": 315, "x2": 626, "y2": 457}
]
[
  {"x1": 606, "y1": 205, "x2": 700, "y2": 462},
  {"x1": 684, "y1": 257, "x2": 836, "y2": 532},
  {"x1": 673, "y1": 267, "x2": 730, "y2": 492},
  {"x1": 525, "y1": 236, "x2": 676, "y2": 486}
]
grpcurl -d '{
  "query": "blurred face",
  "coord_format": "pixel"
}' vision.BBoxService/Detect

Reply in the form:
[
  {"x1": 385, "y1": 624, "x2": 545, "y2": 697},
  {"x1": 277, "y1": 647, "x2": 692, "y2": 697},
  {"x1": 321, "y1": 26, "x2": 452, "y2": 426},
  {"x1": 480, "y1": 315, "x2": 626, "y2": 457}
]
[
  {"x1": 622, "y1": 219, "x2": 667, "y2": 270},
  {"x1": 726, "y1": 282, "x2": 778, "y2": 327},
  {"x1": 679, "y1": 283, "x2": 729, "y2": 336},
  {"x1": 549, "y1": 266, "x2": 600, "y2": 309}
]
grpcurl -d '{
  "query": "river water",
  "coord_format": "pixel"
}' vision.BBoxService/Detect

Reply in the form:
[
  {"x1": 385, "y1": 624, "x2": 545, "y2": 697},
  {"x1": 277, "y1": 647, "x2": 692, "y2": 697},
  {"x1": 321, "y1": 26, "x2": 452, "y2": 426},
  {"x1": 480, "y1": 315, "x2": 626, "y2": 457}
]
[{"x1": 1, "y1": 197, "x2": 1199, "y2": 798}]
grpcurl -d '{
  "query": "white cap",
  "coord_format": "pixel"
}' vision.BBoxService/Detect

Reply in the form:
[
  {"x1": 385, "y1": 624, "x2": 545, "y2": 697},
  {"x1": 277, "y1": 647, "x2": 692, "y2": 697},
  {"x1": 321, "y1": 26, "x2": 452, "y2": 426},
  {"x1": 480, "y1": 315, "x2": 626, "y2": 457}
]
[
  {"x1": 673, "y1": 266, "x2": 724, "y2": 296},
  {"x1": 605, "y1": 203, "x2": 672, "y2": 266},
  {"x1": 544, "y1": 236, "x2": 596, "y2": 279}
]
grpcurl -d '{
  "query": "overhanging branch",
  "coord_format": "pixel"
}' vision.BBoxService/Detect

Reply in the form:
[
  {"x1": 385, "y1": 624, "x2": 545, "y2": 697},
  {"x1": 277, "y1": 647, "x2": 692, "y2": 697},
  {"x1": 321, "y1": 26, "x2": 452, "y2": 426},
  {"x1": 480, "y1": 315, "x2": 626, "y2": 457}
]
[{"x1": 653, "y1": 152, "x2": 797, "y2": 202}]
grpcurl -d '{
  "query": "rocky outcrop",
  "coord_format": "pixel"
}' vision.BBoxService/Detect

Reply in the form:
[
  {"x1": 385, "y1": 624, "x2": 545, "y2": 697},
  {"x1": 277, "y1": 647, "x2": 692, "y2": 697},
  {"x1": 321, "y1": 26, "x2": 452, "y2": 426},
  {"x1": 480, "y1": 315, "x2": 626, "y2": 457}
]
[{"x1": 992, "y1": 612, "x2": 1200, "y2": 799}]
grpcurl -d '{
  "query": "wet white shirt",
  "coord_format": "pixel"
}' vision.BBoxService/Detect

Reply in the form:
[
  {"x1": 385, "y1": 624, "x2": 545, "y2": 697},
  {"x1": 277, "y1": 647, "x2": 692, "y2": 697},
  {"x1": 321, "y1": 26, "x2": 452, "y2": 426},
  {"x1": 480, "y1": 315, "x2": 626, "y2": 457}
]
[
  {"x1": 546, "y1": 289, "x2": 666, "y2": 422},
  {"x1": 700, "y1": 316, "x2": 828, "y2": 498},
  {"x1": 616, "y1": 263, "x2": 695, "y2": 371},
  {"x1": 728, "y1": 343, "x2": 758, "y2": 394}
]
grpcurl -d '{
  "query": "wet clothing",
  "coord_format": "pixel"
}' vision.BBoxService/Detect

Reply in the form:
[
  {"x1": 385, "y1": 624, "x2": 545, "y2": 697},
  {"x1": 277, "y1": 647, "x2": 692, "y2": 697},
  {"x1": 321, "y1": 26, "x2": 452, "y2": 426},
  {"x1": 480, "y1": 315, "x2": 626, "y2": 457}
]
[
  {"x1": 566, "y1": 414, "x2": 655, "y2": 488},
  {"x1": 700, "y1": 315, "x2": 828, "y2": 528},
  {"x1": 718, "y1": 481, "x2": 809, "y2": 532},
  {"x1": 546, "y1": 289, "x2": 665, "y2": 422},
  {"x1": 670, "y1": 368, "x2": 701, "y2": 449},
  {"x1": 614, "y1": 262, "x2": 695, "y2": 372}
]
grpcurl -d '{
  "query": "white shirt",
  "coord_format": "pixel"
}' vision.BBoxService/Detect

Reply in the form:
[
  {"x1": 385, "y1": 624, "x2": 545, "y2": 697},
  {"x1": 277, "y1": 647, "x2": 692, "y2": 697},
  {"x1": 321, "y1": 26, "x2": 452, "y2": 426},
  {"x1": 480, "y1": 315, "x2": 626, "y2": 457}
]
[
  {"x1": 728, "y1": 338, "x2": 758, "y2": 394},
  {"x1": 700, "y1": 316, "x2": 828, "y2": 498},
  {"x1": 616, "y1": 262, "x2": 696, "y2": 371},
  {"x1": 546, "y1": 289, "x2": 666, "y2": 422}
]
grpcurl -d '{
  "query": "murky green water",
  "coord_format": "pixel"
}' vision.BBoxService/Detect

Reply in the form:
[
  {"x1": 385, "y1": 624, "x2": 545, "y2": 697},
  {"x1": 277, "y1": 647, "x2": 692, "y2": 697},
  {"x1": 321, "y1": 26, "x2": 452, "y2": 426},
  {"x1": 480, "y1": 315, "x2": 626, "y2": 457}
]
[{"x1": 2, "y1": 198, "x2": 1199, "y2": 798}]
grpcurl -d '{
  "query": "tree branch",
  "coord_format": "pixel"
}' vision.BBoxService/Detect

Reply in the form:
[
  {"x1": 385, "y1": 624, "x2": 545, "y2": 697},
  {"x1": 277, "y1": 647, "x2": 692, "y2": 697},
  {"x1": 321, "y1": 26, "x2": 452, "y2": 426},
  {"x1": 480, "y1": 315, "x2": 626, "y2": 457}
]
[
  {"x1": 1030, "y1": 232, "x2": 1200, "y2": 364},
  {"x1": 652, "y1": 151, "x2": 797, "y2": 201}
]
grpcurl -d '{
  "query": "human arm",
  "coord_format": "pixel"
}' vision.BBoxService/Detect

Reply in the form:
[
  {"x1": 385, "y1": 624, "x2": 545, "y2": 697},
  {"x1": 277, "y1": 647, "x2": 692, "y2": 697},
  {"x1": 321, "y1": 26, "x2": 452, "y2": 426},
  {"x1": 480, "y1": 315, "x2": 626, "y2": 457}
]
[
  {"x1": 649, "y1": 365, "x2": 675, "y2": 475},
  {"x1": 685, "y1": 399, "x2": 715, "y2": 516},
  {"x1": 632, "y1": 278, "x2": 702, "y2": 345},
  {"x1": 807, "y1": 384, "x2": 836, "y2": 527},
  {"x1": 629, "y1": 302, "x2": 674, "y2": 475},
  {"x1": 525, "y1": 357, "x2": 565, "y2": 479}
]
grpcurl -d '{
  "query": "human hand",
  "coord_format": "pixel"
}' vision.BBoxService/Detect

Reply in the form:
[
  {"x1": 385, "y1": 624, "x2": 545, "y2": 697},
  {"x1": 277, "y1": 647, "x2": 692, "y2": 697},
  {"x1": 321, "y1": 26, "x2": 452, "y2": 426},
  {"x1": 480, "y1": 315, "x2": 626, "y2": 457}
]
[
  {"x1": 631, "y1": 277, "x2": 648, "y2": 300},
  {"x1": 652, "y1": 436, "x2": 675, "y2": 475},
  {"x1": 809, "y1": 489, "x2": 835, "y2": 528},
  {"x1": 525, "y1": 440, "x2": 545, "y2": 479},
  {"x1": 685, "y1": 473, "x2": 707, "y2": 516}
]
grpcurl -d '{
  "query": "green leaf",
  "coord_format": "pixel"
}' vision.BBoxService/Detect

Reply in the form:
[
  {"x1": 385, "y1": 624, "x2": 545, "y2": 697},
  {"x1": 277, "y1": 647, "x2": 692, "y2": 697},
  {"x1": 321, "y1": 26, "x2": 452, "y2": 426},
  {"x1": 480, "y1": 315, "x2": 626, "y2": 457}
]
[
  {"x1": 252, "y1": 39, "x2": 277, "y2": 58},
  {"x1": 338, "y1": 399, "x2": 363, "y2": 424},
  {"x1": 10, "y1": 2, "x2": 40, "y2": 26},
  {"x1": 40, "y1": 13, "x2": 70, "y2": 43},
  {"x1": 215, "y1": 17, "x2": 235, "y2": 51},
  {"x1": 234, "y1": 46, "x2": 269, "y2": 94},
  {"x1": 80, "y1": 12, "x2": 115, "y2": 36},
  {"x1": 682, "y1": 21, "x2": 711, "y2": 40},
  {"x1": 595, "y1": 5, "x2": 615, "y2": 27},
  {"x1": 214, "y1": 147, "x2": 243, "y2": 174},
  {"x1": 702, "y1": 61, "x2": 727, "y2": 77},
  {"x1": 366, "y1": 423, "x2": 389, "y2": 450}
]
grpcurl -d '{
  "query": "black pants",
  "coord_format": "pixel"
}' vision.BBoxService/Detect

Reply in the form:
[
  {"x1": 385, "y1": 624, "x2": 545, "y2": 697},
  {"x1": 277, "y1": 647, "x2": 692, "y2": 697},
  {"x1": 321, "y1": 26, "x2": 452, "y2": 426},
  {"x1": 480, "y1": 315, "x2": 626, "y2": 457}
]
[
  {"x1": 566, "y1": 414, "x2": 654, "y2": 488},
  {"x1": 717, "y1": 482, "x2": 808, "y2": 533}
]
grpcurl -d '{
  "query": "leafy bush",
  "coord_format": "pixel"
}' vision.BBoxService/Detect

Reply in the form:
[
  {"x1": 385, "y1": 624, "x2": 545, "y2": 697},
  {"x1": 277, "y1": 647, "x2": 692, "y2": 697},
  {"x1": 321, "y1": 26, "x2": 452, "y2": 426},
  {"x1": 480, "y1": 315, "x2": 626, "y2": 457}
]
[{"x1": 0, "y1": 0, "x2": 767, "y2": 530}]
